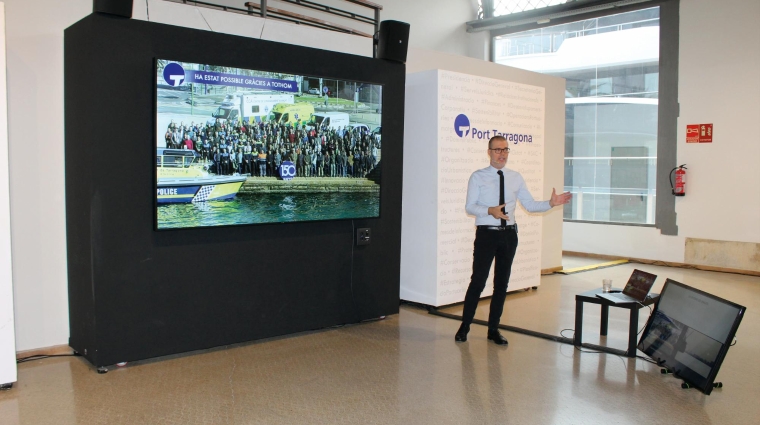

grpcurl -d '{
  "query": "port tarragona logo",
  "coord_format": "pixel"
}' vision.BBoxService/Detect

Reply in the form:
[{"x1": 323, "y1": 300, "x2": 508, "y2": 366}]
[
  {"x1": 454, "y1": 114, "x2": 470, "y2": 138},
  {"x1": 452, "y1": 113, "x2": 534, "y2": 143},
  {"x1": 163, "y1": 63, "x2": 186, "y2": 87}
]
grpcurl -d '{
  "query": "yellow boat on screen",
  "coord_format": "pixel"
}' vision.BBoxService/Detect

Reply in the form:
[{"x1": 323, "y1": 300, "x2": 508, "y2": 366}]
[{"x1": 156, "y1": 149, "x2": 246, "y2": 203}]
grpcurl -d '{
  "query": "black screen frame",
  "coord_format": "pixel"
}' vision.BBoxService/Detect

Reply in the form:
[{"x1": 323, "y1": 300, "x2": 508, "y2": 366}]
[
  {"x1": 637, "y1": 279, "x2": 746, "y2": 394},
  {"x1": 153, "y1": 57, "x2": 386, "y2": 231}
]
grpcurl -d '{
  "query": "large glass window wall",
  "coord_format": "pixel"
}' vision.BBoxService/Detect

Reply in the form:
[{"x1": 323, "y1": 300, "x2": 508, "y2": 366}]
[{"x1": 494, "y1": 7, "x2": 660, "y2": 225}]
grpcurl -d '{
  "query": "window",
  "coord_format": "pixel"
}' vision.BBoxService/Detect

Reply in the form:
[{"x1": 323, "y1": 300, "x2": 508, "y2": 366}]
[
  {"x1": 479, "y1": 0, "x2": 570, "y2": 19},
  {"x1": 494, "y1": 7, "x2": 660, "y2": 225}
]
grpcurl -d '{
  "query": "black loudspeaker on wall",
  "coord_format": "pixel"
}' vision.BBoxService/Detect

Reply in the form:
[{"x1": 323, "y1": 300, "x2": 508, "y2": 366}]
[
  {"x1": 94, "y1": 0, "x2": 133, "y2": 18},
  {"x1": 376, "y1": 20, "x2": 410, "y2": 63}
]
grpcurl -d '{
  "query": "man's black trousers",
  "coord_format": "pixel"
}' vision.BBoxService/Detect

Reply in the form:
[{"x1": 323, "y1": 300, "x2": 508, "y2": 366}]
[{"x1": 461, "y1": 227, "x2": 518, "y2": 330}]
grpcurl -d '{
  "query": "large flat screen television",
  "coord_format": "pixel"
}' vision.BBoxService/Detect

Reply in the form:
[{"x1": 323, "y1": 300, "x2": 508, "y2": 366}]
[
  {"x1": 637, "y1": 279, "x2": 746, "y2": 394},
  {"x1": 155, "y1": 59, "x2": 382, "y2": 230}
]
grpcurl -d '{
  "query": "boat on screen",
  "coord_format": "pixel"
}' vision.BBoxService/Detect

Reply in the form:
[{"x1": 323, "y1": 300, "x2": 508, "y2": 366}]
[{"x1": 156, "y1": 148, "x2": 246, "y2": 203}]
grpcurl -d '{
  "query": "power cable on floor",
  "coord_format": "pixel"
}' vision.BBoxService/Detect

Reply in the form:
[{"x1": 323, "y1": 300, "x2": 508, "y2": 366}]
[
  {"x1": 559, "y1": 328, "x2": 659, "y2": 366},
  {"x1": 16, "y1": 353, "x2": 79, "y2": 364}
]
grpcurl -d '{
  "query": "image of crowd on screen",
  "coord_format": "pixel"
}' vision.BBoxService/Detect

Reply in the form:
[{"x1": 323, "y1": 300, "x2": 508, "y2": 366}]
[{"x1": 164, "y1": 119, "x2": 380, "y2": 179}]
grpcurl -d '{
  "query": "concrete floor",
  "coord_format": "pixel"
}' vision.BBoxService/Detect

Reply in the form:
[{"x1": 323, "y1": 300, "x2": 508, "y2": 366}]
[{"x1": 1, "y1": 259, "x2": 758, "y2": 424}]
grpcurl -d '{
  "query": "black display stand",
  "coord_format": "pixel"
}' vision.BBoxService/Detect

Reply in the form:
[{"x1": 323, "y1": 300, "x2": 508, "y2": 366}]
[
  {"x1": 574, "y1": 288, "x2": 659, "y2": 357},
  {"x1": 660, "y1": 367, "x2": 724, "y2": 391},
  {"x1": 65, "y1": 14, "x2": 405, "y2": 368}
]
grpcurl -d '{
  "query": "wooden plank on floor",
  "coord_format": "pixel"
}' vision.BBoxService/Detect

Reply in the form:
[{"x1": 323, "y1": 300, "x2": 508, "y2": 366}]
[{"x1": 558, "y1": 259, "x2": 629, "y2": 274}]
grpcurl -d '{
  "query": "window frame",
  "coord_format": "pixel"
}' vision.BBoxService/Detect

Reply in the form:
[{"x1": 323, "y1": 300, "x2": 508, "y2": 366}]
[{"x1": 481, "y1": 0, "x2": 679, "y2": 234}]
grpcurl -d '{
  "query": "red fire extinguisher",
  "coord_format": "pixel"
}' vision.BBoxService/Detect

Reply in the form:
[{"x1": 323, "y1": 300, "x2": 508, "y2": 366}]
[{"x1": 670, "y1": 164, "x2": 687, "y2": 196}]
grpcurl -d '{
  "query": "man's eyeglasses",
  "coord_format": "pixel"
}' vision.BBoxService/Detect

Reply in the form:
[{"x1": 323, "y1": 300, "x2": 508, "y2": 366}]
[{"x1": 489, "y1": 148, "x2": 510, "y2": 154}]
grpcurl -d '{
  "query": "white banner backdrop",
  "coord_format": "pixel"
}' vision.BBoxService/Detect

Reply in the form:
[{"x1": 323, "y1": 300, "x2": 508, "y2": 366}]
[
  {"x1": 0, "y1": 2, "x2": 18, "y2": 387},
  {"x1": 401, "y1": 69, "x2": 546, "y2": 307}
]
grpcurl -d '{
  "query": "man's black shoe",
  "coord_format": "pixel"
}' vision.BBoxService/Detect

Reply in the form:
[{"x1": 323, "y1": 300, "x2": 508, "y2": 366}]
[
  {"x1": 487, "y1": 330, "x2": 508, "y2": 345},
  {"x1": 455, "y1": 324, "x2": 469, "y2": 342}
]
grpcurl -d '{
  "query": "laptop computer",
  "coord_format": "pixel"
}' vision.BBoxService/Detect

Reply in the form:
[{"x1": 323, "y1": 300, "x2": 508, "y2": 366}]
[{"x1": 596, "y1": 269, "x2": 658, "y2": 304}]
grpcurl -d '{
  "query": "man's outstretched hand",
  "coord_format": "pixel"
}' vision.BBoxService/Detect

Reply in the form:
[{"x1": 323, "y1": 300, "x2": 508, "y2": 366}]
[{"x1": 549, "y1": 188, "x2": 572, "y2": 207}]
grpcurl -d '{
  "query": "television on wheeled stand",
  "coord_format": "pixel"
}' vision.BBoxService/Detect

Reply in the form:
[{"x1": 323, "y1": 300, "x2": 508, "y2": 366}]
[{"x1": 637, "y1": 279, "x2": 746, "y2": 395}]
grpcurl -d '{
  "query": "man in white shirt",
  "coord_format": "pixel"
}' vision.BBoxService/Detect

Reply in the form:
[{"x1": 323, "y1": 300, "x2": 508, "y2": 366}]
[{"x1": 456, "y1": 136, "x2": 571, "y2": 345}]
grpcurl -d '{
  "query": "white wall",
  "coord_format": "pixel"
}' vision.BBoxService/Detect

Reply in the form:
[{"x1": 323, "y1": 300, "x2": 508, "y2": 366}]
[
  {"x1": 211, "y1": 0, "x2": 488, "y2": 59},
  {"x1": 0, "y1": 2, "x2": 18, "y2": 385},
  {"x1": 378, "y1": 0, "x2": 487, "y2": 59},
  {"x1": 132, "y1": 0, "x2": 372, "y2": 56},
  {"x1": 4, "y1": 0, "x2": 90, "y2": 352},
  {"x1": 563, "y1": 0, "x2": 760, "y2": 262},
  {"x1": 399, "y1": 71, "x2": 439, "y2": 305},
  {"x1": 675, "y1": 0, "x2": 760, "y2": 244}
]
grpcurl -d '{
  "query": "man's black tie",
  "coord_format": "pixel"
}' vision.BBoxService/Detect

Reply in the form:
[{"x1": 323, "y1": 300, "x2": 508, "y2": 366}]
[{"x1": 497, "y1": 170, "x2": 506, "y2": 227}]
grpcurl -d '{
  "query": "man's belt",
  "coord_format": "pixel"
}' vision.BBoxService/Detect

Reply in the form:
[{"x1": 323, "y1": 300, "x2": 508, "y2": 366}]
[{"x1": 477, "y1": 225, "x2": 516, "y2": 231}]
